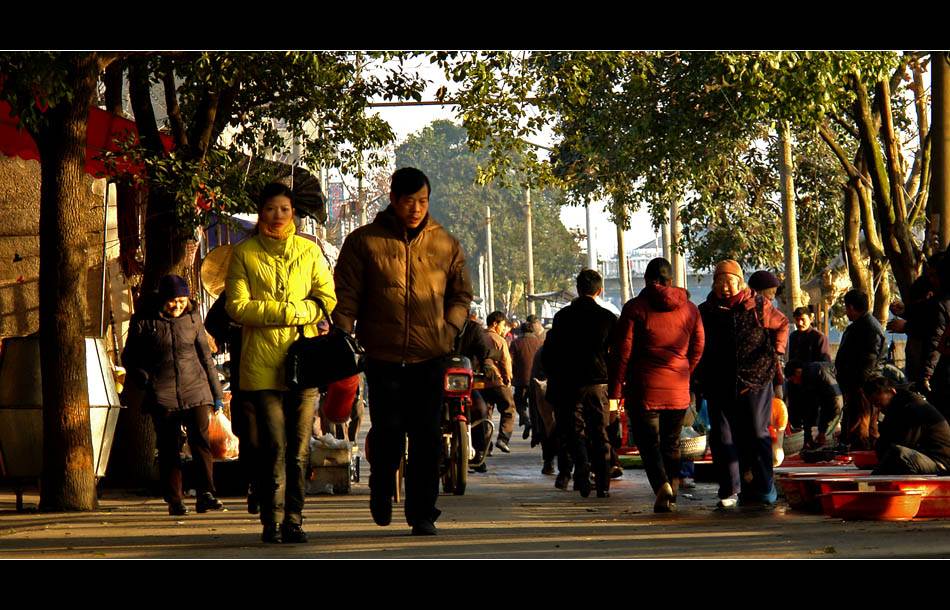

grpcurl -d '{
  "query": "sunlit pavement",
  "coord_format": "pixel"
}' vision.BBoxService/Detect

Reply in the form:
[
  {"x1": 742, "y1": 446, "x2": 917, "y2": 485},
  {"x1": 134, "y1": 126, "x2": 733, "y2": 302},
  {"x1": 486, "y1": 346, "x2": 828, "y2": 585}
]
[{"x1": 4, "y1": 421, "x2": 950, "y2": 558}]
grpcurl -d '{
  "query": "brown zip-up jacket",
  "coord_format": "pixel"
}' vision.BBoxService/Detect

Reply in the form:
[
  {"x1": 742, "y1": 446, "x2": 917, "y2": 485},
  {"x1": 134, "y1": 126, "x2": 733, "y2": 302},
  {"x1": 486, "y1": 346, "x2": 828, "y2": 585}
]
[{"x1": 332, "y1": 206, "x2": 474, "y2": 364}]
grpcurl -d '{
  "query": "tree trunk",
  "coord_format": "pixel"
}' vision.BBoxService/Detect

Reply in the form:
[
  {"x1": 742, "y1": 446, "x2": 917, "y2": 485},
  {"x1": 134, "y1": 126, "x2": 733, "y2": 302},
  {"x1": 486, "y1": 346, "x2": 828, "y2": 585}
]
[
  {"x1": 33, "y1": 55, "x2": 101, "y2": 511},
  {"x1": 843, "y1": 184, "x2": 872, "y2": 296},
  {"x1": 853, "y1": 75, "x2": 918, "y2": 297},
  {"x1": 929, "y1": 52, "x2": 950, "y2": 253},
  {"x1": 142, "y1": 188, "x2": 189, "y2": 296},
  {"x1": 777, "y1": 121, "x2": 802, "y2": 315}
]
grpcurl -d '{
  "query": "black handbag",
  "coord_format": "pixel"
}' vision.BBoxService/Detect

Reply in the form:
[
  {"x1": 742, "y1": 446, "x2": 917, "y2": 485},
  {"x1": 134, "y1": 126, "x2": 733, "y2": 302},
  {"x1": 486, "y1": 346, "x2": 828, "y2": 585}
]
[{"x1": 285, "y1": 298, "x2": 365, "y2": 390}]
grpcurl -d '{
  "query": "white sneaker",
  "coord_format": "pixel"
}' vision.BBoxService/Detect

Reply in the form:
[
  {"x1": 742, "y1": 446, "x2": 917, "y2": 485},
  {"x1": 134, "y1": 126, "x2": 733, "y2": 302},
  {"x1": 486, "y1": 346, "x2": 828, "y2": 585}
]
[{"x1": 716, "y1": 496, "x2": 738, "y2": 508}]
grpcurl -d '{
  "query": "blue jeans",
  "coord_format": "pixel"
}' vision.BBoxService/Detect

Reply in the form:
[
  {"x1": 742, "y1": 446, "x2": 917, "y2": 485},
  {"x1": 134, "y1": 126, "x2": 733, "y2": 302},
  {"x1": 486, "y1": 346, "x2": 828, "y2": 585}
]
[{"x1": 252, "y1": 388, "x2": 318, "y2": 526}]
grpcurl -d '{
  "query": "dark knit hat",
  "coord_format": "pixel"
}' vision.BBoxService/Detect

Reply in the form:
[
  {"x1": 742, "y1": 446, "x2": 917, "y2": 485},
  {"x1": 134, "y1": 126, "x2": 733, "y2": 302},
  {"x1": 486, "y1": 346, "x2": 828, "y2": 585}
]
[
  {"x1": 159, "y1": 274, "x2": 190, "y2": 300},
  {"x1": 748, "y1": 270, "x2": 781, "y2": 291}
]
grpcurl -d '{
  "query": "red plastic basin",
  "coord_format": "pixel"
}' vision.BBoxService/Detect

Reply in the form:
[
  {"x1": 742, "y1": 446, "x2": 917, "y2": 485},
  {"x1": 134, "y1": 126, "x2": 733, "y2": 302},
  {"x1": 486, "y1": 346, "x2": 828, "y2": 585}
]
[
  {"x1": 819, "y1": 490, "x2": 922, "y2": 521},
  {"x1": 849, "y1": 451, "x2": 879, "y2": 470}
]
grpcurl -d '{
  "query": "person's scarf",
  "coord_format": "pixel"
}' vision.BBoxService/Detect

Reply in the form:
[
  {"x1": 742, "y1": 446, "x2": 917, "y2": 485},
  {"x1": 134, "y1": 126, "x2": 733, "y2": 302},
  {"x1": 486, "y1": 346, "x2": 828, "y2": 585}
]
[
  {"x1": 713, "y1": 288, "x2": 748, "y2": 309},
  {"x1": 259, "y1": 220, "x2": 295, "y2": 241}
]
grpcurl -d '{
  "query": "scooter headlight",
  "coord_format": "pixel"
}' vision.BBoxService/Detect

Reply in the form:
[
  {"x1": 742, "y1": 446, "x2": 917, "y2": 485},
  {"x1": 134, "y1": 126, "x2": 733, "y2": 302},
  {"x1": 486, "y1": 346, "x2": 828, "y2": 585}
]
[{"x1": 445, "y1": 373, "x2": 471, "y2": 392}]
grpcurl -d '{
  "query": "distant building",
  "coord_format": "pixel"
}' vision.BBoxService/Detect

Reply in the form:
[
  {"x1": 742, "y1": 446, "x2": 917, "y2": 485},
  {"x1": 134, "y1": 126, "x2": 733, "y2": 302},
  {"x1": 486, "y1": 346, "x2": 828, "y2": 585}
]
[{"x1": 598, "y1": 236, "x2": 715, "y2": 309}]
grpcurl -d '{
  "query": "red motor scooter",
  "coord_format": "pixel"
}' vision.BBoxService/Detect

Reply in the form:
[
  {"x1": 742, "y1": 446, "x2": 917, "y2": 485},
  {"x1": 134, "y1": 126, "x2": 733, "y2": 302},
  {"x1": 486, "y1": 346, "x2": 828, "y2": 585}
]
[{"x1": 440, "y1": 355, "x2": 474, "y2": 495}]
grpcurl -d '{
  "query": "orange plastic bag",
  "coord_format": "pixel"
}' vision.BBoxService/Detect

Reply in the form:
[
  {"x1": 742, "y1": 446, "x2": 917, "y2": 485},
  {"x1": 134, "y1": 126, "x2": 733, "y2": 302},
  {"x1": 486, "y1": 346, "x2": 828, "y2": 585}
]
[
  {"x1": 769, "y1": 397, "x2": 788, "y2": 442},
  {"x1": 208, "y1": 410, "x2": 240, "y2": 460},
  {"x1": 769, "y1": 397, "x2": 789, "y2": 467}
]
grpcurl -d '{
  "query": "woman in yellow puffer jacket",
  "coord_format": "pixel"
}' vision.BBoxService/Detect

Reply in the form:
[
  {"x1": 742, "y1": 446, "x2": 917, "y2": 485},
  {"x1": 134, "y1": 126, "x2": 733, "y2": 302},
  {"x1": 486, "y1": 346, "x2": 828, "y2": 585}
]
[{"x1": 226, "y1": 182, "x2": 336, "y2": 544}]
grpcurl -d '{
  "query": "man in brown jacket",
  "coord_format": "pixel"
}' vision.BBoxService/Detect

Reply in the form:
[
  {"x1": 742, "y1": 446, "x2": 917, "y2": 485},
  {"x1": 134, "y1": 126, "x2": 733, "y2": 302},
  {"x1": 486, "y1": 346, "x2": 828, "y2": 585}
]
[
  {"x1": 333, "y1": 167, "x2": 473, "y2": 536},
  {"x1": 482, "y1": 311, "x2": 518, "y2": 454}
]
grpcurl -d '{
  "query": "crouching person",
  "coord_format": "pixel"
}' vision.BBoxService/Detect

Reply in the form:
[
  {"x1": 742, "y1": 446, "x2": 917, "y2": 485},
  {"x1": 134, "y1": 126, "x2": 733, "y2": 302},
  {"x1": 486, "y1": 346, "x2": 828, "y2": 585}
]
[
  {"x1": 864, "y1": 376, "x2": 950, "y2": 475},
  {"x1": 784, "y1": 360, "x2": 843, "y2": 448}
]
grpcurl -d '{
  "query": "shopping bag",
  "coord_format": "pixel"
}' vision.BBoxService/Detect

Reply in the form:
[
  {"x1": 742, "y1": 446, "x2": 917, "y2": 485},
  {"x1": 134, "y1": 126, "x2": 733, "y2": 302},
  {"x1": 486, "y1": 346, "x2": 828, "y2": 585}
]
[
  {"x1": 285, "y1": 298, "x2": 365, "y2": 390},
  {"x1": 208, "y1": 409, "x2": 240, "y2": 460}
]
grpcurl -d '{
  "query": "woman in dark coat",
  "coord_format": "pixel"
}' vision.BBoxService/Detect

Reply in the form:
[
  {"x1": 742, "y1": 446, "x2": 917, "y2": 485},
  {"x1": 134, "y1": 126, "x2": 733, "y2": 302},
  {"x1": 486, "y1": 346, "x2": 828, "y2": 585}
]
[
  {"x1": 122, "y1": 274, "x2": 225, "y2": 516},
  {"x1": 696, "y1": 260, "x2": 789, "y2": 508}
]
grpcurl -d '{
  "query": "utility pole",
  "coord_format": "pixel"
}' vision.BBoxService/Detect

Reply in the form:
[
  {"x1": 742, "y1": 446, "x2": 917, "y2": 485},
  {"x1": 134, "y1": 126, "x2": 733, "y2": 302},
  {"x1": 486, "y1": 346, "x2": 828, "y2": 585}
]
[
  {"x1": 617, "y1": 223, "x2": 630, "y2": 303},
  {"x1": 478, "y1": 254, "x2": 486, "y2": 315},
  {"x1": 670, "y1": 200, "x2": 686, "y2": 288},
  {"x1": 525, "y1": 186, "x2": 535, "y2": 315},
  {"x1": 486, "y1": 206, "x2": 495, "y2": 313},
  {"x1": 661, "y1": 220, "x2": 671, "y2": 262},
  {"x1": 585, "y1": 201, "x2": 596, "y2": 270},
  {"x1": 358, "y1": 172, "x2": 366, "y2": 227}
]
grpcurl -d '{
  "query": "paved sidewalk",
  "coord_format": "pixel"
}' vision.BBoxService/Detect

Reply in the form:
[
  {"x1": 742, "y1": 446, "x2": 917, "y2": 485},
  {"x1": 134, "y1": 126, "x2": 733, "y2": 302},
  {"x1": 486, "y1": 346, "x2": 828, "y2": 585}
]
[{"x1": 4, "y1": 434, "x2": 950, "y2": 558}]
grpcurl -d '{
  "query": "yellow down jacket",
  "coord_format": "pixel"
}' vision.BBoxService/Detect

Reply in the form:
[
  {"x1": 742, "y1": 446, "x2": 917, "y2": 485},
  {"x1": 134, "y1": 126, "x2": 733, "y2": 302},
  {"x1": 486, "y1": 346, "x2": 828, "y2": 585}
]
[{"x1": 225, "y1": 228, "x2": 336, "y2": 391}]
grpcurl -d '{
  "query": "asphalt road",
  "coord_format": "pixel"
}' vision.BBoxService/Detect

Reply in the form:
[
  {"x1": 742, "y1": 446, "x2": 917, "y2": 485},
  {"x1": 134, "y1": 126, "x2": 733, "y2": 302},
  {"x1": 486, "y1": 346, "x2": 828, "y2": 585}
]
[{"x1": 3, "y1": 428, "x2": 950, "y2": 558}]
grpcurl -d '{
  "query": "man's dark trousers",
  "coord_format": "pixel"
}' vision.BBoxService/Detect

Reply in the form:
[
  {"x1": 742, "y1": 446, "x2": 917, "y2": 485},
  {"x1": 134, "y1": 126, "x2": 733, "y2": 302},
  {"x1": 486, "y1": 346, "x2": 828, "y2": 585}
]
[
  {"x1": 481, "y1": 385, "x2": 516, "y2": 444},
  {"x1": 556, "y1": 384, "x2": 611, "y2": 493},
  {"x1": 366, "y1": 357, "x2": 443, "y2": 527},
  {"x1": 626, "y1": 403, "x2": 686, "y2": 500}
]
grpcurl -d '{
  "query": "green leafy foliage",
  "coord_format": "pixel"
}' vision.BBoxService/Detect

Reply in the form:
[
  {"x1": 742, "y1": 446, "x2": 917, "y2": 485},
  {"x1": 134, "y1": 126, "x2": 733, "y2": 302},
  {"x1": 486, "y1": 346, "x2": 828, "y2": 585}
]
[{"x1": 395, "y1": 120, "x2": 583, "y2": 313}]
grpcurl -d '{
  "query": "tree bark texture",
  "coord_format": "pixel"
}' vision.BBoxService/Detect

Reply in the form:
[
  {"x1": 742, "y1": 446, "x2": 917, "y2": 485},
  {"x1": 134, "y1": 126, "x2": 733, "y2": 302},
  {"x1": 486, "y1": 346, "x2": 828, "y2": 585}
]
[
  {"x1": 843, "y1": 184, "x2": 872, "y2": 297},
  {"x1": 854, "y1": 75, "x2": 918, "y2": 298},
  {"x1": 33, "y1": 55, "x2": 101, "y2": 511},
  {"x1": 778, "y1": 121, "x2": 802, "y2": 315},
  {"x1": 929, "y1": 52, "x2": 950, "y2": 253}
]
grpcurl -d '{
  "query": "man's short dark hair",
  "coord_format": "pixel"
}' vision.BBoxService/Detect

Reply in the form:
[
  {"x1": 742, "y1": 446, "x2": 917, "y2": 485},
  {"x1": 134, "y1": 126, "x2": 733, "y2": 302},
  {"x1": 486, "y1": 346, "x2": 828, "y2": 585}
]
[
  {"x1": 258, "y1": 181, "x2": 295, "y2": 212},
  {"x1": 792, "y1": 306, "x2": 812, "y2": 318},
  {"x1": 644, "y1": 258, "x2": 673, "y2": 286},
  {"x1": 863, "y1": 375, "x2": 894, "y2": 397},
  {"x1": 844, "y1": 290, "x2": 870, "y2": 313},
  {"x1": 487, "y1": 311, "x2": 507, "y2": 327},
  {"x1": 391, "y1": 167, "x2": 431, "y2": 199},
  {"x1": 576, "y1": 269, "x2": 603, "y2": 297}
]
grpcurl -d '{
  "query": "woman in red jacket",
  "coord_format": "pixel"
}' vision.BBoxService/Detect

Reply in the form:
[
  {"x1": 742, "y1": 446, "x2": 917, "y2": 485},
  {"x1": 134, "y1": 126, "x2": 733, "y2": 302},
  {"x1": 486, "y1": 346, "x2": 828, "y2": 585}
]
[{"x1": 608, "y1": 258, "x2": 705, "y2": 512}]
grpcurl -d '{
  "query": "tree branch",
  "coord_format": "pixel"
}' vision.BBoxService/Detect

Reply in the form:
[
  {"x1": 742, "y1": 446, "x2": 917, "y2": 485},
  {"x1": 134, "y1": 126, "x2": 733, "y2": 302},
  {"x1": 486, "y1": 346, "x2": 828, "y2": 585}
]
[
  {"x1": 162, "y1": 66, "x2": 188, "y2": 150},
  {"x1": 128, "y1": 60, "x2": 165, "y2": 156}
]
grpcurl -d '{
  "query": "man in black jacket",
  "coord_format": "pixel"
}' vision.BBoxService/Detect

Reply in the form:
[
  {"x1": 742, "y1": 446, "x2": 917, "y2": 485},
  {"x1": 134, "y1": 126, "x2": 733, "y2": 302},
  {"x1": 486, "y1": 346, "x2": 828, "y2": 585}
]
[
  {"x1": 835, "y1": 290, "x2": 887, "y2": 450},
  {"x1": 864, "y1": 376, "x2": 950, "y2": 475},
  {"x1": 541, "y1": 269, "x2": 617, "y2": 497}
]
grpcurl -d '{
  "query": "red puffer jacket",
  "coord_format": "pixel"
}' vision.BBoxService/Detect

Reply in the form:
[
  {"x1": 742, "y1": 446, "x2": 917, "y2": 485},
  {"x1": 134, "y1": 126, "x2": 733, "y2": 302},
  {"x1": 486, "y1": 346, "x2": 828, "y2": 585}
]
[{"x1": 608, "y1": 283, "x2": 705, "y2": 409}]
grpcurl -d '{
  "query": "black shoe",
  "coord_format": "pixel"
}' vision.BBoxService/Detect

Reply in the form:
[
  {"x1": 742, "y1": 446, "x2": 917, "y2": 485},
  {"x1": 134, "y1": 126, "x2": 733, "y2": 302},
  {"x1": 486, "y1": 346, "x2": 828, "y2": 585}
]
[
  {"x1": 575, "y1": 468, "x2": 592, "y2": 498},
  {"x1": 473, "y1": 462, "x2": 487, "y2": 473},
  {"x1": 554, "y1": 474, "x2": 571, "y2": 490},
  {"x1": 610, "y1": 465, "x2": 624, "y2": 479},
  {"x1": 495, "y1": 439, "x2": 511, "y2": 454},
  {"x1": 168, "y1": 501, "x2": 188, "y2": 516},
  {"x1": 370, "y1": 489, "x2": 393, "y2": 527},
  {"x1": 411, "y1": 520, "x2": 437, "y2": 536},
  {"x1": 281, "y1": 522, "x2": 308, "y2": 543},
  {"x1": 541, "y1": 460, "x2": 555, "y2": 475},
  {"x1": 262, "y1": 523, "x2": 282, "y2": 544},
  {"x1": 522, "y1": 423, "x2": 531, "y2": 440},
  {"x1": 196, "y1": 492, "x2": 224, "y2": 514},
  {"x1": 597, "y1": 489, "x2": 610, "y2": 498},
  {"x1": 247, "y1": 488, "x2": 260, "y2": 515}
]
